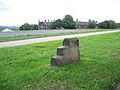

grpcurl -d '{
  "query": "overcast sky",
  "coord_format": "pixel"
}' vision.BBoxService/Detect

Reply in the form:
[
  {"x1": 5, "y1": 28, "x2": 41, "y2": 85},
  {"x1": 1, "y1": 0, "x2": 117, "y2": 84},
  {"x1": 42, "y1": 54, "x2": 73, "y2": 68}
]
[{"x1": 0, "y1": 0, "x2": 120, "y2": 26}]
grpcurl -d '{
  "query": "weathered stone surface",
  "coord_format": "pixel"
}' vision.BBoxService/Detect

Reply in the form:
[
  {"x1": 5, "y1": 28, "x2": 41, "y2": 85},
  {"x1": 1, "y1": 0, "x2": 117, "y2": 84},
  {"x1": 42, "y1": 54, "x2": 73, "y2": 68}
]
[{"x1": 51, "y1": 37, "x2": 80, "y2": 66}]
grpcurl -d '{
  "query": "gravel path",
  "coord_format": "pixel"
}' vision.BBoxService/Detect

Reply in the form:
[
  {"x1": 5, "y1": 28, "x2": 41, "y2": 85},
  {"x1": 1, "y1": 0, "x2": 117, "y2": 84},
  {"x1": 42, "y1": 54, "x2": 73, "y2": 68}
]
[{"x1": 0, "y1": 30, "x2": 120, "y2": 48}]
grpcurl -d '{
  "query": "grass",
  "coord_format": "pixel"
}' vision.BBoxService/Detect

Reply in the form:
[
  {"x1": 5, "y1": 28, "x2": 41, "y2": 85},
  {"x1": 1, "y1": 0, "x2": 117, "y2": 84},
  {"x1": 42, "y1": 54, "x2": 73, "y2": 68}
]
[
  {"x1": 114, "y1": 28, "x2": 120, "y2": 30},
  {"x1": 0, "y1": 29, "x2": 115, "y2": 43},
  {"x1": 0, "y1": 32, "x2": 120, "y2": 90}
]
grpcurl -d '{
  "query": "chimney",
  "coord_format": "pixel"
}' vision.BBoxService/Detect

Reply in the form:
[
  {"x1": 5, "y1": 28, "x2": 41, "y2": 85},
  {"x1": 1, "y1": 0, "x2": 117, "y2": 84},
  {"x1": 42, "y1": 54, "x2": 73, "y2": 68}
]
[
  {"x1": 89, "y1": 19, "x2": 91, "y2": 22},
  {"x1": 76, "y1": 19, "x2": 78, "y2": 22},
  {"x1": 51, "y1": 20, "x2": 52, "y2": 22},
  {"x1": 38, "y1": 19, "x2": 40, "y2": 22},
  {"x1": 44, "y1": 20, "x2": 46, "y2": 22},
  {"x1": 48, "y1": 20, "x2": 49, "y2": 22}
]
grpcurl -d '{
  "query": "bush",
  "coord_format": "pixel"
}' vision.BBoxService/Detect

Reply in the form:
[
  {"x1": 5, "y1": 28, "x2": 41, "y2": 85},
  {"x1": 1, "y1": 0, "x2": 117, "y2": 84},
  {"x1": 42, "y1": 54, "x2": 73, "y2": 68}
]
[
  {"x1": 98, "y1": 20, "x2": 117, "y2": 29},
  {"x1": 19, "y1": 23, "x2": 38, "y2": 30},
  {"x1": 88, "y1": 21, "x2": 97, "y2": 29},
  {"x1": 62, "y1": 15, "x2": 76, "y2": 29},
  {"x1": 50, "y1": 19, "x2": 62, "y2": 29}
]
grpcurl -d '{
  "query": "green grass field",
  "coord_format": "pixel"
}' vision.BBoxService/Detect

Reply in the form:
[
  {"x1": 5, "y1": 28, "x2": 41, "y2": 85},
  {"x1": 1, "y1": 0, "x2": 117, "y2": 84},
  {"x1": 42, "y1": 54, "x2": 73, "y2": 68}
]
[
  {"x1": 0, "y1": 29, "x2": 113, "y2": 43},
  {"x1": 0, "y1": 32, "x2": 120, "y2": 90}
]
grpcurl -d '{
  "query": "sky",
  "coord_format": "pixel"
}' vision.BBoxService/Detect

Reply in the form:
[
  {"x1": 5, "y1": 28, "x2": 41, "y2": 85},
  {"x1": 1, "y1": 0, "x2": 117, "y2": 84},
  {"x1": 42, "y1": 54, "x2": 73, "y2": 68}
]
[{"x1": 0, "y1": 0, "x2": 120, "y2": 26}]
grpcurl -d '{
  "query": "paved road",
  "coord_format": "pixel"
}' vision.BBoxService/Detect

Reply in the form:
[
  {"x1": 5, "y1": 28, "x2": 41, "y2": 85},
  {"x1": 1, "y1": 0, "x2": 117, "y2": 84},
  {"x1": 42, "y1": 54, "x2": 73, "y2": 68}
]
[{"x1": 0, "y1": 30, "x2": 120, "y2": 48}]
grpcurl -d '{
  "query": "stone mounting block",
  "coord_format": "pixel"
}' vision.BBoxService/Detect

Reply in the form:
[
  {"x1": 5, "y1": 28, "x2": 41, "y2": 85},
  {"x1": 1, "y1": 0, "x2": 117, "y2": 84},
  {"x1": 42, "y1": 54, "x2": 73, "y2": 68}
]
[{"x1": 51, "y1": 37, "x2": 80, "y2": 66}]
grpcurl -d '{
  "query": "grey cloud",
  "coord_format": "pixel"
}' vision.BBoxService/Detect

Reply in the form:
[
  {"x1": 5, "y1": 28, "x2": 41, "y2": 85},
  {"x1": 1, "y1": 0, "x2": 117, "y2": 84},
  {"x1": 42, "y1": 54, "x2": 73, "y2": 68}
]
[{"x1": 0, "y1": 2, "x2": 10, "y2": 12}]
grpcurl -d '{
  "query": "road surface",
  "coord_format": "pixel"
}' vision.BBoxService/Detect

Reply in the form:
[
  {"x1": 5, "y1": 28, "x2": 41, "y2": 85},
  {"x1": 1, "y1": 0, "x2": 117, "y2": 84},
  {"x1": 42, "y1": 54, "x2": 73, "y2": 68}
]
[{"x1": 0, "y1": 30, "x2": 120, "y2": 48}]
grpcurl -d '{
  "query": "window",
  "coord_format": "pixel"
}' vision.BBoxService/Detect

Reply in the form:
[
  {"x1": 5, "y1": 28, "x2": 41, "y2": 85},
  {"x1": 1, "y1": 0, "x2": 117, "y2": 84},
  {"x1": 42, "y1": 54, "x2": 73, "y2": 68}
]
[
  {"x1": 46, "y1": 26, "x2": 47, "y2": 28},
  {"x1": 41, "y1": 26, "x2": 43, "y2": 28}
]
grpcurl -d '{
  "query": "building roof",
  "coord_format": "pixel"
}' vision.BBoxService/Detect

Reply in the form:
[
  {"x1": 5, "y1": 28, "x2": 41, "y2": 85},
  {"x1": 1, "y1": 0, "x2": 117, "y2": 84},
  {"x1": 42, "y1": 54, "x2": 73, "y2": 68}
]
[
  {"x1": 39, "y1": 20, "x2": 89, "y2": 26},
  {"x1": 76, "y1": 21, "x2": 88, "y2": 26},
  {"x1": 39, "y1": 21, "x2": 52, "y2": 26},
  {"x1": 44, "y1": 22, "x2": 51, "y2": 26}
]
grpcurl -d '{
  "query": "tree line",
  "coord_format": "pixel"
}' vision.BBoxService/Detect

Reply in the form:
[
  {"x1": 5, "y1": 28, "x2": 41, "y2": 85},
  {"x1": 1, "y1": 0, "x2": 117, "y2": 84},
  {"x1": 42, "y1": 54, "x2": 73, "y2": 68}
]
[
  {"x1": 51, "y1": 16, "x2": 117, "y2": 29},
  {"x1": 19, "y1": 15, "x2": 76, "y2": 30},
  {"x1": 88, "y1": 20, "x2": 117, "y2": 29},
  {"x1": 19, "y1": 23, "x2": 38, "y2": 30},
  {"x1": 51, "y1": 15, "x2": 76, "y2": 29},
  {"x1": 19, "y1": 14, "x2": 118, "y2": 30}
]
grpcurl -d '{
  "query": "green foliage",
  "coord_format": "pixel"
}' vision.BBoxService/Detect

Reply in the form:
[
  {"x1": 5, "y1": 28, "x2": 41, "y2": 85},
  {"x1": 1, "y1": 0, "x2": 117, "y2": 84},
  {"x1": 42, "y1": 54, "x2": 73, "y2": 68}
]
[
  {"x1": 50, "y1": 21, "x2": 56, "y2": 29},
  {"x1": 98, "y1": 20, "x2": 117, "y2": 29},
  {"x1": 51, "y1": 15, "x2": 76, "y2": 29},
  {"x1": 19, "y1": 23, "x2": 31, "y2": 30},
  {"x1": 88, "y1": 20, "x2": 97, "y2": 29},
  {"x1": 62, "y1": 15, "x2": 76, "y2": 29},
  {"x1": 30, "y1": 24, "x2": 38, "y2": 30},
  {"x1": 19, "y1": 23, "x2": 38, "y2": 30},
  {"x1": 50, "y1": 19, "x2": 62, "y2": 29},
  {"x1": 98, "y1": 21, "x2": 108, "y2": 29},
  {"x1": 0, "y1": 33, "x2": 120, "y2": 90},
  {"x1": 108, "y1": 20, "x2": 117, "y2": 29}
]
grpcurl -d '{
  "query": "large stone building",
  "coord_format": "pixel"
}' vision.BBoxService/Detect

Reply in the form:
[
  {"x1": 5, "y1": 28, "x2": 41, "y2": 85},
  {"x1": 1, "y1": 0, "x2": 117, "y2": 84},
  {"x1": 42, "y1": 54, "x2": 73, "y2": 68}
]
[
  {"x1": 38, "y1": 20, "x2": 52, "y2": 30},
  {"x1": 117, "y1": 23, "x2": 120, "y2": 28},
  {"x1": 38, "y1": 19, "x2": 89, "y2": 30},
  {"x1": 75, "y1": 19, "x2": 89, "y2": 29}
]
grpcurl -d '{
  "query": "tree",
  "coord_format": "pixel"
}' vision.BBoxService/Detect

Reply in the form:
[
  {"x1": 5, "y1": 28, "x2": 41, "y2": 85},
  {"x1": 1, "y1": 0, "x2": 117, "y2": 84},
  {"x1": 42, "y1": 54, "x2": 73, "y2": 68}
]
[
  {"x1": 98, "y1": 20, "x2": 117, "y2": 29},
  {"x1": 19, "y1": 23, "x2": 38, "y2": 30},
  {"x1": 30, "y1": 24, "x2": 38, "y2": 30},
  {"x1": 55, "y1": 19, "x2": 62, "y2": 29},
  {"x1": 19, "y1": 23, "x2": 31, "y2": 30},
  {"x1": 62, "y1": 15, "x2": 76, "y2": 29},
  {"x1": 98, "y1": 21, "x2": 108, "y2": 29},
  {"x1": 51, "y1": 19, "x2": 62, "y2": 29},
  {"x1": 50, "y1": 21, "x2": 56, "y2": 29},
  {"x1": 88, "y1": 20, "x2": 97, "y2": 29},
  {"x1": 108, "y1": 20, "x2": 117, "y2": 29},
  {"x1": 19, "y1": 25, "x2": 23, "y2": 30}
]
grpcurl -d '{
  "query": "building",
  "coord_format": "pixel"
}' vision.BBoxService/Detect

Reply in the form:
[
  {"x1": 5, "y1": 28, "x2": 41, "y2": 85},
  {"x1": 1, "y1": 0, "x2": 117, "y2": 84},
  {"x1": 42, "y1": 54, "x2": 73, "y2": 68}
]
[
  {"x1": 117, "y1": 23, "x2": 120, "y2": 28},
  {"x1": 38, "y1": 20, "x2": 52, "y2": 30},
  {"x1": 76, "y1": 19, "x2": 89, "y2": 29},
  {"x1": 2, "y1": 28, "x2": 13, "y2": 32},
  {"x1": 38, "y1": 19, "x2": 89, "y2": 30}
]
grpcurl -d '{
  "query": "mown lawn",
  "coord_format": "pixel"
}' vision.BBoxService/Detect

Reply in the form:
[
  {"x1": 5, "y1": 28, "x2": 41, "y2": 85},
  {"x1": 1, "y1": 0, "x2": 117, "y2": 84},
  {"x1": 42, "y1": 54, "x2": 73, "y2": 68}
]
[{"x1": 0, "y1": 32, "x2": 120, "y2": 90}]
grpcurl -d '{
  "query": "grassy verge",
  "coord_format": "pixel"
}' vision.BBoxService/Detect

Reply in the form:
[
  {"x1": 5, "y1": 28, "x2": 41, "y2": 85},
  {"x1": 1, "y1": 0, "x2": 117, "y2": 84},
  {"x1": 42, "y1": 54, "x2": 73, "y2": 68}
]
[
  {"x1": 0, "y1": 29, "x2": 114, "y2": 43},
  {"x1": 114, "y1": 28, "x2": 120, "y2": 30},
  {"x1": 0, "y1": 32, "x2": 120, "y2": 90}
]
